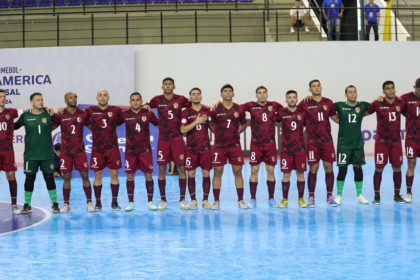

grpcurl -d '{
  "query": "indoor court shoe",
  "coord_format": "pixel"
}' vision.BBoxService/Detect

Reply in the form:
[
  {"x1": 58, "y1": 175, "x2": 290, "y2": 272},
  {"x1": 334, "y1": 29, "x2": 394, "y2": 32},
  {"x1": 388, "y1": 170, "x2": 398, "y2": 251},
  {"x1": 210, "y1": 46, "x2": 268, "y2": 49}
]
[
  {"x1": 158, "y1": 201, "x2": 167, "y2": 211},
  {"x1": 179, "y1": 200, "x2": 190, "y2": 210},
  {"x1": 249, "y1": 199, "x2": 256, "y2": 208},
  {"x1": 87, "y1": 202, "x2": 95, "y2": 212},
  {"x1": 356, "y1": 194, "x2": 369, "y2": 204},
  {"x1": 335, "y1": 195, "x2": 342, "y2": 206},
  {"x1": 11, "y1": 204, "x2": 19, "y2": 214},
  {"x1": 238, "y1": 200, "x2": 249, "y2": 209},
  {"x1": 298, "y1": 198, "x2": 308, "y2": 208},
  {"x1": 202, "y1": 200, "x2": 211, "y2": 209},
  {"x1": 307, "y1": 196, "x2": 316, "y2": 208},
  {"x1": 95, "y1": 201, "x2": 102, "y2": 211},
  {"x1": 125, "y1": 202, "x2": 134, "y2": 212},
  {"x1": 189, "y1": 200, "x2": 198, "y2": 210},
  {"x1": 394, "y1": 194, "x2": 406, "y2": 204},
  {"x1": 111, "y1": 201, "x2": 121, "y2": 211},
  {"x1": 211, "y1": 201, "x2": 220, "y2": 210},
  {"x1": 52, "y1": 202, "x2": 60, "y2": 213},
  {"x1": 60, "y1": 203, "x2": 70, "y2": 213},
  {"x1": 327, "y1": 196, "x2": 338, "y2": 207},
  {"x1": 372, "y1": 195, "x2": 381, "y2": 205},
  {"x1": 268, "y1": 199, "x2": 277, "y2": 208},
  {"x1": 278, "y1": 198, "x2": 288, "y2": 208},
  {"x1": 405, "y1": 193, "x2": 412, "y2": 203},
  {"x1": 148, "y1": 201, "x2": 158, "y2": 211},
  {"x1": 20, "y1": 204, "x2": 32, "y2": 214}
]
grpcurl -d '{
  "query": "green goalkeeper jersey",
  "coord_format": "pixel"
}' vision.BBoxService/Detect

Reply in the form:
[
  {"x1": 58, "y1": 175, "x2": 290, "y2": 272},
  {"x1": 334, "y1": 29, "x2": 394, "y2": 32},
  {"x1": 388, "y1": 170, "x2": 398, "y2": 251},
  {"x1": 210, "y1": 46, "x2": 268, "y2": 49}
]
[
  {"x1": 15, "y1": 110, "x2": 54, "y2": 161},
  {"x1": 334, "y1": 101, "x2": 370, "y2": 149}
]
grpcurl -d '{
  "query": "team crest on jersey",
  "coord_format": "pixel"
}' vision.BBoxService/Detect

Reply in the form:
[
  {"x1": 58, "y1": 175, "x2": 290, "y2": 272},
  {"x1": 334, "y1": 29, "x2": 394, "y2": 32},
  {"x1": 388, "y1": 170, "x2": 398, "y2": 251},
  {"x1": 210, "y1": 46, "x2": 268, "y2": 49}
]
[
  {"x1": 42, "y1": 118, "x2": 47, "y2": 123},
  {"x1": 77, "y1": 117, "x2": 82, "y2": 123},
  {"x1": 396, "y1": 106, "x2": 400, "y2": 112},
  {"x1": 323, "y1": 105, "x2": 328, "y2": 111},
  {"x1": 234, "y1": 112, "x2": 239, "y2": 118},
  {"x1": 297, "y1": 115, "x2": 302, "y2": 121},
  {"x1": 355, "y1": 107, "x2": 360, "y2": 113},
  {"x1": 268, "y1": 106, "x2": 273, "y2": 112},
  {"x1": 173, "y1": 103, "x2": 179, "y2": 109},
  {"x1": 108, "y1": 112, "x2": 113, "y2": 118},
  {"x1": 50, "y1": 164, "x2": 54, "y2": 170},
  {"x1": 180, "y1": 154, "x2": 184, "y2": 160},
  {"x1": 5, "y1": 114, "x2": 10, "y2": 120}
]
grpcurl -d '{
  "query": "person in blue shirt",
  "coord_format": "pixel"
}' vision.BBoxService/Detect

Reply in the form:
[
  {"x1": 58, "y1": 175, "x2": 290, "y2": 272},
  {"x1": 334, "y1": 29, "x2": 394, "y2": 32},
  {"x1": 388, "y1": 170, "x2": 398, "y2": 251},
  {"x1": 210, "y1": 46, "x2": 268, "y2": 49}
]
[
  {"x1": 364, "y1": 0, "x2": 380, "y2": 41},
  {"x1": 322, "y1": 0, "x2": 344, "y2": 40}
]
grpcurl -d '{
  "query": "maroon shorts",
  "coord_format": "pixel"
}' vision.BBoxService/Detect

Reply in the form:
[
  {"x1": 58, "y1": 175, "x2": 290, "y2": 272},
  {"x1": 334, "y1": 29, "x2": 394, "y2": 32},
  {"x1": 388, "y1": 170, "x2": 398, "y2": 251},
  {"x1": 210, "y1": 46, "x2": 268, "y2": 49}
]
[
  {"x1": 185, "y1": 149, "x2": 212, "y2": 171},
  {"x1": 125, "y1": 150, "x2": 153, "y2": 174},
  {"x1": 90, "y1": 148, "x2": 122, "y2": 171},
  {"x1": 0, "y1": 150, "x2": 16, "y2": 172},
  {"x1": 249, "y1": 143, "x2": 277, "y2": 166},
  {"x1": 307, "y1": 141, "x2": 336, "y2": 164},
  {"x1": 375, "y1": 141, "x2": 403, "y2": 168},
  {"x1": 405, "y1": 140, "x2": 420, "y2": 159},
  {"x1": 157, "y1": 138, "x2": 186, "y2": 165},
  {"x1": 60, "y1": 152, "x2": 89, "y2": 173},
  {"x1": 213, "y1": 146, "x2": 244, "y2": 166},
  {"x1": 280, "y1": 151, "x2": 307, "y2": 173}
]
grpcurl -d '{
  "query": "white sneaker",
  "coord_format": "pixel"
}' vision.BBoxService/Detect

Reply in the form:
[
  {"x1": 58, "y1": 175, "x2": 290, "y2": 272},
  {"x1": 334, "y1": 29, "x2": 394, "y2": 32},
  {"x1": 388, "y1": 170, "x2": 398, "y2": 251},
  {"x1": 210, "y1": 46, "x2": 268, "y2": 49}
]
[
  {"x1": 11, "y1": 204, "x2": 19, "y2": 214},
  {"x1": 238, "y1": 200, "x2": 249, "y2": 209},
  {"x1": 211, "y1": 201, "x2": 220, "y2": 210},
  {"x1": 357, "y1": 194, "x2": 369, "y2": 204},
  {"x1": 87, "y1": 202, "x2": 95, "y2": 212},
  {"x1": 179, "y1": 200, "x2": 190, "y2": 210},
  {"x1": 158, "y1": 201, "x2": 167, "y2": 211},
  {"x1": 290, "y1": 27, "x2": 295, "y2": 33},
  {"x1": 305, "y1": 26, "x2": 310, "y2": 32},
  {"x1": 60, "y1": 203, "x2": 70, "y2": 213},
  {"x1": 405, "y1": 193, "x2": 412, "y2": 203},
  {"x1": 125, "y1": 202, "x2": 135, "y2": 212},
  {"x1": 189, "y1": 200, "x2": 198, "y2": 210},
  {"x1": 335, "y1": 195, "x2": 342, "y2": 206},
  {"x1": 202, "y1": 200, "x2": 211, "y2": 209}
]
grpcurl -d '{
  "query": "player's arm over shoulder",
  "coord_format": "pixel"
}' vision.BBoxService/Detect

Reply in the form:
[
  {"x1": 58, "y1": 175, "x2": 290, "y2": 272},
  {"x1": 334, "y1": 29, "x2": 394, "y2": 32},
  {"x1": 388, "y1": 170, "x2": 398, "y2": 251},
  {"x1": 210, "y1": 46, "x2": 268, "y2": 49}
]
[{"x1": 14, "y1": 111, "x2": 26, "y2": 130}]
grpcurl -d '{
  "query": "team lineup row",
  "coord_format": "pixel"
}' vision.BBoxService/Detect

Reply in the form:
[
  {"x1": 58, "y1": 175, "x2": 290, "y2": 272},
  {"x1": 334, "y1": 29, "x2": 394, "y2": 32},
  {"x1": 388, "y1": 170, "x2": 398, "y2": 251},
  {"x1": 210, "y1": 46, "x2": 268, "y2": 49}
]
[{"x1": 0, "y1": 77, "x2": 419, "y2": 214}]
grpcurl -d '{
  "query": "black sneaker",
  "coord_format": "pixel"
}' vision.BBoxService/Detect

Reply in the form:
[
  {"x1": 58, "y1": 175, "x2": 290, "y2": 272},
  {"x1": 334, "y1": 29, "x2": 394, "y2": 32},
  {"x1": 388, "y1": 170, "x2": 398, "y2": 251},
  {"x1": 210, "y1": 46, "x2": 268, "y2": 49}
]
[
  {"x1": 372, "y1": 194, "x2": 381, "y2": 205},
  {"x1": 52, "y1": 202, "x2": 60, "y2": 213},
  {"x1": 111, "y1": 201, "x2": 121, "y2": 211},
  {"x1": 95, "y1": 201, "x2": 102, "y2": 211},
  {"x1": 394, "y1": 194, "x2": 406, "y2": 204},
  {"x1": 20, "y1": 203, "x2": 32, "y2": 214}
]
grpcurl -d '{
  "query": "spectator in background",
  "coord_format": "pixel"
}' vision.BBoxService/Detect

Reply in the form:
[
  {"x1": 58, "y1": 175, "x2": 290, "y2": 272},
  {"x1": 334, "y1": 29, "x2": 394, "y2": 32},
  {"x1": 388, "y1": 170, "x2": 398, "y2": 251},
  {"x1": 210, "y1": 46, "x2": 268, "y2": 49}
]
[
  {"x1": 364, "y1": 0, "x2": 380, "y2": 41},
  {"x1": 322, "y1": 0, "x2": 344, "y2": 40},
  {"x1": 290, "y1": 0, "x2": 310, "y2": 33}
]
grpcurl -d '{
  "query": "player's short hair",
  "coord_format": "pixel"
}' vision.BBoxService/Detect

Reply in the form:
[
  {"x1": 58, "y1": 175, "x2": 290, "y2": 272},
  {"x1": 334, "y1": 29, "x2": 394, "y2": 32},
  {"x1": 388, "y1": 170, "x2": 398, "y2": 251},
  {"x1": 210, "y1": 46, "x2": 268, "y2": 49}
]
[
  {"x1": 286, "y1": 90, "x2": 297, "y2": 97},
  {"x1": 220, "y1": 84, "x2": 234, "y2": 93},
  {"x1": 30, "y1": 92, "x2": 42, "y2": 101},
  {"x1": 64, "y1": 91, "x2": 77, "y2": 100},
  {"x1": 415, "y1": 78, "x2": 420, "y2": 88},
  {"x1": 54, "y1": 143, "x2": 61, "y2": 152},
  {"x1": 309, "y1": 79, "x2": 321, "y2": 87},
  {"x1": 162, "y1": 77, "x2": 175, "y2": 85},
  {"x1": 189, "y1": 87, "x2": 201, "y2": 95},
  {"x1": 345, "y1": 85, "x2": 357, "y2": 94},
  {"x1": 130, "y1": 92, "x2": 142, "y2": 99},
  {"x1": 0, "y1": 89, "x2": 5, "y2": 94},
  {"x1": 97, "y1": 89, "x2": 109, "y2": 96},
  {"x1": 255, "y1": 86, "x2": 267, "y2": 93},
  {"x1": 382, "y1": 80, "x2": 394, "y2": 90}
]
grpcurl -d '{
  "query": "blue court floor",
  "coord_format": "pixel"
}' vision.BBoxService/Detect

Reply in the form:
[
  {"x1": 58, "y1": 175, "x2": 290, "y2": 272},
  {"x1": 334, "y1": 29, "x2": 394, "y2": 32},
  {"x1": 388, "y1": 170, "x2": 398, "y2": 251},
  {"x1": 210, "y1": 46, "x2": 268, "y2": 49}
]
[{"x1": 0, "y1": 158, "x2": 419, "y2": 279}]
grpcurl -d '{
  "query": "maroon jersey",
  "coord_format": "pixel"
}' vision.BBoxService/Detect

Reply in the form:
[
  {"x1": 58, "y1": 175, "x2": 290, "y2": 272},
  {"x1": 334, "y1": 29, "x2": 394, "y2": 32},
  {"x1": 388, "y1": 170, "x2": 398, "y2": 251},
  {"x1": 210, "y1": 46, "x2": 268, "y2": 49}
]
[
  {"x1": 0, "y1": 108, "x2": 18, "y2": 152},
  {"x1": 53, "y1": 108, "x2": 90, "y2": 155},
  {"x1": 367, "y1": 98, "x2": 405, "y2": 144},
  {"x1": 85, "y1": 106, "x2": 123, "y2": 152},
  {"x1": 401, "y1": 92, "x2": 420, "y2": 142},
  {"x1": 277, "y1": 107, "x2": 306, "y2": 154},
  {"x1": 298, "y1": 97, "x2": 336, "y2": 145},
  {"x1": 122, "y1": 109, "x2": 159, "y2": 155},
  {"x1": 242, "y1": 101, "x2": 283, "y2": 145},
  {"x1": 149, "y1": 93, "x2": 190, "y2": 141},
  {"x1": 181, "y1": 106, "x2": 211, "y2": 152},
  {"x1": 209, "y1": 103, "x2": 246, "y2": 149}
]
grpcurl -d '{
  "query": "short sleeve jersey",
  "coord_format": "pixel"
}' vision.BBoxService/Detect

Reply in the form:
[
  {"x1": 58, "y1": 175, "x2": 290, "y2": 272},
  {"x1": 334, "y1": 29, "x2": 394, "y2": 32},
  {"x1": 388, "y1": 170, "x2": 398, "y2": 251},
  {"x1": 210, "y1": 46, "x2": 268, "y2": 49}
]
[
  {"x1": 149, "y1": 93, "x2": 190, "y2": 142},
  {"x1": 277, "y1": 107, "x2": 306, "y2": 154},
  {"x1": 181, "y1": 106, "x2": 211, "y2": 152},
  {"x1": 400, "y1": 92, "x2": 420, "y2": 142},
  {"x1": 85, "y1": 105, "x2": 123, "y2": 153},
  {"x1": 209, "y1": 103, "x2": 246, "y2": 149},
  {"x1": 0, "y1": 108, "x2": 18, "y2": 152}
]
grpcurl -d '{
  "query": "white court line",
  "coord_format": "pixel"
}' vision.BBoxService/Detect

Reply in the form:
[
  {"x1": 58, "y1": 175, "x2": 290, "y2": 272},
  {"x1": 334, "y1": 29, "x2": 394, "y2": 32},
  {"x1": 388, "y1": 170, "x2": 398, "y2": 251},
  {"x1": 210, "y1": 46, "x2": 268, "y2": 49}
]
[{"x1": 0, "y1": 202, "x2": 52, "y2": 237}]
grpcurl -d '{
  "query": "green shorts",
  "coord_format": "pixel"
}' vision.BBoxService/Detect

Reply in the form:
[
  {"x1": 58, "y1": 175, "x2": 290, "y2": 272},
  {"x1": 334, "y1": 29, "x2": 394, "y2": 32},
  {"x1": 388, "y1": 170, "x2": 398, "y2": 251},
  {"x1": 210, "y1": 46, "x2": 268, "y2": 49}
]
[
  {"x1": 24, "y1": 159, "x2": 55, "y2": 175},
  {"x1": 336, "y1": 147, "x2": 366, "y2": 167}
]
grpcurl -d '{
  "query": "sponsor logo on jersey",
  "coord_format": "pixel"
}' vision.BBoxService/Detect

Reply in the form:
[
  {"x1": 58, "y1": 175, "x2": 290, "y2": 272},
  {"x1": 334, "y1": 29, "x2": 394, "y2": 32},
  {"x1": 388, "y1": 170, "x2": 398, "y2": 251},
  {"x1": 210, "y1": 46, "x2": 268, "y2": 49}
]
[
  {"x1": 125, "y1": 117, "x2": 135, "y2": 121},
  {"x1": 173, "y1": 103, "x2": 179, "y2": 109},
  {"x1": 355, "y1": 107, "x2": 360, "y2": 113},
  {"x1": 234, "y1": 112, "x2": 239, "y2": 118},
  {"x1": 42, "y1": 118, "x2": 47, "y2": 123},
  {"x1": 108, "y1": 112, "x2": 113, "y2": 118},
  {"x1": 181, "y1": 118, "x2": 187, "y2": 124}
]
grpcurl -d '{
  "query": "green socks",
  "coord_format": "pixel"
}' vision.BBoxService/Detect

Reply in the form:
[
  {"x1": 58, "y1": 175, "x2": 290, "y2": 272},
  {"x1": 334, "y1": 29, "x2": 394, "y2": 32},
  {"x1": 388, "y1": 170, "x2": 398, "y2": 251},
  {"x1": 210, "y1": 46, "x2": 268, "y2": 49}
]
[
  {"x1": 25, "y1": 191, "x2": 33, "y2": 205},
  {"x1": 48, "y1": 189, "x2": 57, "y2": 203},
  {"x1": 355, "y1": 181, "x2": 363, "y2": 196},
  {"x1": 337, "y1": 180, "x2": 344, "y2": 196}
]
